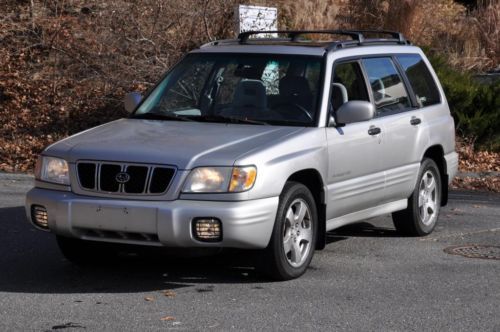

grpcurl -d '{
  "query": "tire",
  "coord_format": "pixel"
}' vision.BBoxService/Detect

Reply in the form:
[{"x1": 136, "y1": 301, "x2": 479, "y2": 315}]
[
  {"x1": 261, "y1": 181, "x2": 317, "y2": 280},
  {"x1": 392, "y1": 158, "x2": 442, "y2": 236},
  {"x1": 56, "y1": 235, "x2": 116, "y2": 266}
]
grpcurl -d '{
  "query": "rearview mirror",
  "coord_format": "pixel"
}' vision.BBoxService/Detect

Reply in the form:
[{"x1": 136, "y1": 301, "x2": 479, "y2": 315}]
[
  {"x1": 336, "y1": 101, "x2": 375, "y2": 125},
  {"x1": 124, "y1": 92, "x2": 142, "y2": 113}
]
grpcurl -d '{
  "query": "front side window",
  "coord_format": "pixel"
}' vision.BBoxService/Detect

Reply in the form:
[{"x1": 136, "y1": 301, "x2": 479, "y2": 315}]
[
  {"x1": 396, "y1": 54, "x2": 440, "y2": 107},
  {"x1": 134, "y1": 53, "x2": 324, "y2": 126},
  {"x1": 332, "y1": 61, "x2": 369, "y2": 108},
  {"x1": 362, "y1": 57, "x2": 411, "y2": 115}
]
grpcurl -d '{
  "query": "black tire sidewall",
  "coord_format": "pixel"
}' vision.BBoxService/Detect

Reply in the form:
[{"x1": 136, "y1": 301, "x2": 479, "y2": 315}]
[
  {"x1": 266, "y1": 182, "x2": 318, "y2": 280},
  {"x1": 410, "y1": 159, "x2": 442, "y2": 235}
]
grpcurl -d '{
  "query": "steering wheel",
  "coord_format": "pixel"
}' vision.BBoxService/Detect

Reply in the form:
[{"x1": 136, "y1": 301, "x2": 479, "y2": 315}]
[{"x1": 273, "y1": 102, "x2": 313, "y2": 121}]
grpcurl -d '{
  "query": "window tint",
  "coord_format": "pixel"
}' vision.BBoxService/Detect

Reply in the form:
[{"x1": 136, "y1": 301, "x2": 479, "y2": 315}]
[
  {"x1": 332, "y1": 62, "x2": 368, "y2": 110},
  {"x1": 135, "y1": 53, "x2": 323, "y2": 126},
  {"x1": 362, "y1": 57, "x2": 411, "y2": 115},
  {"x1": 159, "y1": 60, "x2": 215, "y2": 112},
  {"x1": 396, "y1": 54, "x2": 440, "y2": 107},
  {"x1": 304, "y1": 61, "x2": 322, "y2": 98}
]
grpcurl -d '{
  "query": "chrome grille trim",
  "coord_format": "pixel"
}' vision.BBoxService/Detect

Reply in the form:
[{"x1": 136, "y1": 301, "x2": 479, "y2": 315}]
[{"x1": 76, "y1": 161, "x2": 176, "y2": 196}]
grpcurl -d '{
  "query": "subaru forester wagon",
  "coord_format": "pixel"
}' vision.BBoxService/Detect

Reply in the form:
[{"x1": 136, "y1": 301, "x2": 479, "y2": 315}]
[{"x1": 26, "y1": 30, "x2": 458, "y2": 280}]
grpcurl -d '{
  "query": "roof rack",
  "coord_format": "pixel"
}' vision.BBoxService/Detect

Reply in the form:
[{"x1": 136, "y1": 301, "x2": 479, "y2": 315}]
[
  {"x1": 236, "y1": 29, "x2": 411, "y2": 49},
  {"x1": 238, "y1": 30, "x2": 364, "y2": 43}
]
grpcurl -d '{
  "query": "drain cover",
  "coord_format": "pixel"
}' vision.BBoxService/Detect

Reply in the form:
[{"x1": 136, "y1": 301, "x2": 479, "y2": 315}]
[{"x1": 444, "y1": 245, "x2": 500, "y2": 260}]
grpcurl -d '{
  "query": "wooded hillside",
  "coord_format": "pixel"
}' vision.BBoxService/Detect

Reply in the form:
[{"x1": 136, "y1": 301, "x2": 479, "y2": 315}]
[{"x1": 0, "y1": 0, "x2": 498, "y2": 180}]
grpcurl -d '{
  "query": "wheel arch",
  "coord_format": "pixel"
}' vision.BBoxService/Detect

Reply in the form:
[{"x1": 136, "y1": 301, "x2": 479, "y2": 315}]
[
  {"x1": 286, "y1": 169, "x2": 327, "y2": 250},
  {"x1": 422, "y1": 145, "x2": 448, "y2": 206}
]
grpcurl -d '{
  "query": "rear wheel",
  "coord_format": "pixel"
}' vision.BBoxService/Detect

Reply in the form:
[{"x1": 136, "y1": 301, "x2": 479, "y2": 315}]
[
  {"x1": 392, "y1": 158, "x2": 442, "y2": 236},
  {"x1": 261, "y1": 182, "x2": 317, "y2": 280}
]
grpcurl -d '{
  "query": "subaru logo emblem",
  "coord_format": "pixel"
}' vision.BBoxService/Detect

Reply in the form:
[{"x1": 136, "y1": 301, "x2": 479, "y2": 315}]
[{"x1": 115, "y1": 172, "x2": 130, "y2": 184}]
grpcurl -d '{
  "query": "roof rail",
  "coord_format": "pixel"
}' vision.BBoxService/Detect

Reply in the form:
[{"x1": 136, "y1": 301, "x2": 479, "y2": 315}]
[
  {"x1": 347, "y1": 29, "x2": 407, "y2": 44},
  {"x1": 236, "y1": 29, "x2": 410, "y2": 48},
  {"x1": 238, "y1": 30, "x2": 365, "y2": 44},
  {"x1": 200, "y1": 39, "x2": 240, "y2": 48}
]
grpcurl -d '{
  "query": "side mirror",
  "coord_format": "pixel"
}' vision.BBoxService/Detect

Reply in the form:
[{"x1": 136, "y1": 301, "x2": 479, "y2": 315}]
[
  {"x1": 336, "y1": 100, "x2": 375, "y2": 125},
  {"x1": 328, "y1": 83, "x2": 349, "y2": 126},
  {"x1": 332, "y1": 83, "x2": 348, "y2": 104},
  {"x1": 124, "y1": 92, "x2": 142, "y2": 113}
]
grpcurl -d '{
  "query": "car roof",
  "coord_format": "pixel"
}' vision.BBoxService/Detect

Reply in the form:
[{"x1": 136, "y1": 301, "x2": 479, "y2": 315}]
[
  {"x1": 191, "y1": 30, "x2": 417, "y2": 57},
  {"x1": 192, "y1": 43, "x2": 328, "y2": 56},
  {"x1": 192, "y1": 43, "x2": 422, "y2": 58}
]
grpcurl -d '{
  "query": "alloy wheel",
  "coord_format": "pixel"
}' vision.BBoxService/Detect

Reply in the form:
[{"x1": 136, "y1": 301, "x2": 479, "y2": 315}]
[
  {"x1": 418, "y1": 170, "x2": 438, "y2": 226},
  {"x1": 282, "y1": 198, "x2": 313, "y2": 267}
]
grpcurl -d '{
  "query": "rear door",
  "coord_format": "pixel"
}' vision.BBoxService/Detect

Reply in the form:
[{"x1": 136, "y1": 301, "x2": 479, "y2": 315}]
[
  {"x1": 326, "y1": 60, "x2": 386, "y2": 219},
  {"x1": 360, "y1": 56, "x2": 422, "y2": 203}
]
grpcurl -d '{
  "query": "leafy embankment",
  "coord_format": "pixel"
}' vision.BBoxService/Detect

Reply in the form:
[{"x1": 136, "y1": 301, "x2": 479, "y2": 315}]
[{"x1": 0, "y1": 0, "x2": 498, "y2": 192}]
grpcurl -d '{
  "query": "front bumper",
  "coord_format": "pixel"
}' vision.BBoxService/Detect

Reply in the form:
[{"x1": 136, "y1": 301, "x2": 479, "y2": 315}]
[{"x1": 25, "y1": 188, "x2": 278, "y2": 249}]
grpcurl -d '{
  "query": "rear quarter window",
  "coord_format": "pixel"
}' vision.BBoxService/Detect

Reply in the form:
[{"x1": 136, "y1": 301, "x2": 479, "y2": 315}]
[{"x1": 396, "y1": 54, "x2": 441, "y2": 107}]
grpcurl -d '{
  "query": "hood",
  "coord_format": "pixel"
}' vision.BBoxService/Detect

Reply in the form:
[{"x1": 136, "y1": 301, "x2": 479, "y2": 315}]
[{"x1": 45, "y1": 119, "x2": 303, "y2": 169}]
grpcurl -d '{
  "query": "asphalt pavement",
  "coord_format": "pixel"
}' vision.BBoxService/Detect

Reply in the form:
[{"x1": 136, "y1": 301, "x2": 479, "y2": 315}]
[{"x1": 0, "y1": 173, "x2": 499, "y2": 331}]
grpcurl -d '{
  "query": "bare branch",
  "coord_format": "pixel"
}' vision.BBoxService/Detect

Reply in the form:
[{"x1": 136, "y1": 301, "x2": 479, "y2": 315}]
[{"x1": 203, "y1": 0, "x2": 213, "y2": 41}]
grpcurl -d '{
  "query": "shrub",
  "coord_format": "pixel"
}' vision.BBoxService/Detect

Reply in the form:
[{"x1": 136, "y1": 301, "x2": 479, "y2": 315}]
[{"x1": 427, "y1": 51, "x2": 500, "y2": 151}]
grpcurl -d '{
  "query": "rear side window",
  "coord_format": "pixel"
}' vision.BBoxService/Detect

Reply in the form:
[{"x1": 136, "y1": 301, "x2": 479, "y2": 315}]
[
  {"x1": 362, "y1": 57, "x2": 411, "y2": 115},
  {"x1": 396, "y1": 54, "x2": 440, "y2": 107}
]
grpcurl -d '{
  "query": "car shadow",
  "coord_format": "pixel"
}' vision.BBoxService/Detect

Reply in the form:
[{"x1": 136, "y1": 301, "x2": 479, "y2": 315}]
[
  {"x1": 1, "y1": 206, "x2": 402, "y2": 294},
  {"x1": 326, "y1": 221, "x2": 400, "y2": 244},
  {"x1": 0, "y1": 206, "x2": 266, "y2": 295}
]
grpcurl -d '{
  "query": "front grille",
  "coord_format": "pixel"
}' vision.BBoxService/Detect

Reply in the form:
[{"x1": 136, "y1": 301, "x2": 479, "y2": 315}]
[
  {"x1": 77, "y1": 163, "x2": 96, "y2": 189},
  {"x1": 76, "y1": 161, "x2": 175, "y2": 195},
  {"x1": 100, "y1": 164, "x2": 122, "y2": 192},
  {"x1": 149, "y1": 167, "x2": 176, "y2": 194}
]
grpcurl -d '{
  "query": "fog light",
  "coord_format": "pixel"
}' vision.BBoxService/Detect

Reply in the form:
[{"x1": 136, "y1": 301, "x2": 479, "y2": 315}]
[
  {"x1": 193, "y1": 218, "x2": 222, "y2": 242},
  {"x1": 31, "y1": 205, "x2": 49, "y2": 229}
]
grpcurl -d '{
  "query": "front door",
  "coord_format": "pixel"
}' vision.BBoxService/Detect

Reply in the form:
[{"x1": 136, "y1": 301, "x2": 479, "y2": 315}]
[{"x1": 326, "y1": 60, "x2": 386, "y2": 220}]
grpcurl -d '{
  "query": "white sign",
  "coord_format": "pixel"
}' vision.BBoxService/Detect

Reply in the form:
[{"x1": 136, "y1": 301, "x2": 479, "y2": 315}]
[{"x1": 236, "y1": 5, "x2": 278, "y2": 35}]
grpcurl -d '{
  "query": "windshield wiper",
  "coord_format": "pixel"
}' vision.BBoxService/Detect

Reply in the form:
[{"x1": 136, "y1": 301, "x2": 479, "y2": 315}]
[
  {"x1": 131, "y1": 112, "x2": 196, "y2": 122},
  {"x1": 196, "y1": 115, "x2": 268, "y2": 126}
]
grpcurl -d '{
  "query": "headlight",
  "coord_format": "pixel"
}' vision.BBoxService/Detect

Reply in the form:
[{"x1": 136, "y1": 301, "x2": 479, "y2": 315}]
[
  {"x1": 35, "y1": 156, "x2": 70, "y2": 185},
  {"x1": 183, "y1": 166, "x2": 256, "y2": 193}
]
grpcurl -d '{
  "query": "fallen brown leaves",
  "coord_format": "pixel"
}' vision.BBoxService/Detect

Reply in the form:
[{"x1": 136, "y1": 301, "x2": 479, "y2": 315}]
[
  {"x1": 452, "y1": 139, "x2": 500, "y2": 192},
  {"x1": 452, "y1": 176, "x2": 500, "y2": 193},
  {"x1": 162, "y1": 290, "x2": 176, "y2": 298},
  {"x1": 160, "y1": 316, "x2": 175, "y2": 321},
  {"x1": 457, "y1": 139, "x2": 500, "y2": 173}
]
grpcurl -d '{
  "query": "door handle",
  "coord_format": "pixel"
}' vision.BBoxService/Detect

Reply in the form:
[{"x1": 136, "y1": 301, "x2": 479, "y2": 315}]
[
  {"x1": 368, "y1": 126, "x2": 381, "y2": 136},
  {"x1": 410, "y1": 117, "x2": 422, "y2": 126}
]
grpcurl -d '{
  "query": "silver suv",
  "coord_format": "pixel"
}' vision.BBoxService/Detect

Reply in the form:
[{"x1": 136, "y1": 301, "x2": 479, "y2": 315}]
[{"x1": 26, "y1": 30, "x2": 458, "y2": 280}]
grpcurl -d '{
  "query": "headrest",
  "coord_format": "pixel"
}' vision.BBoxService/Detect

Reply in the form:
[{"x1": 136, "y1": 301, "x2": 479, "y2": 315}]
[{"x1": 233, "y1": 79, "x2": 267, "y2": 109}]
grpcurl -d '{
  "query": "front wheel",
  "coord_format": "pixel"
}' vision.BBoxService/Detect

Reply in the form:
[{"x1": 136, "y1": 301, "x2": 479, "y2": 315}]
[
  {"x1": 392, "y1": 158, "x2": 442, "y2": 236},
  {"x1": 261, "y1": 182, "x2": 317, "y2": 280}
]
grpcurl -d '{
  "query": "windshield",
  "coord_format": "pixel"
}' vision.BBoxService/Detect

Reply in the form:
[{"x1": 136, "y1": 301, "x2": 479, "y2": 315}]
[{"x1": 133, "y1": 53, "x2": 323, "y2": 126}]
